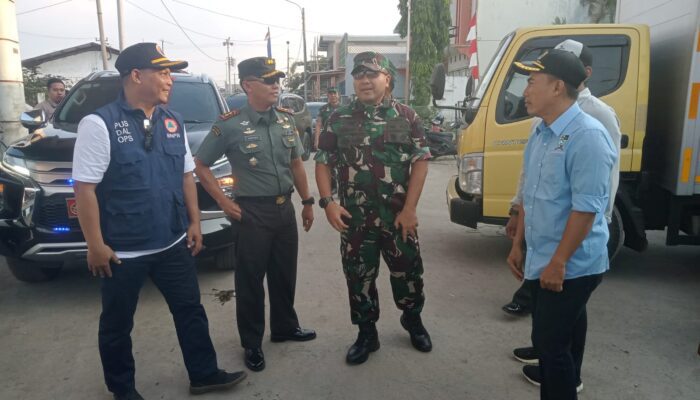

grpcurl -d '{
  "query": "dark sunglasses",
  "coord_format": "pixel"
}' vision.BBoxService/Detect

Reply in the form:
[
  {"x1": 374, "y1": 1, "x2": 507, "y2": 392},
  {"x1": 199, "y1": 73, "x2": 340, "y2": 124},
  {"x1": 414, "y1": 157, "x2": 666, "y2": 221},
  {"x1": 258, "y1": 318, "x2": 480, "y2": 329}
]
[
  {"x1": 352, "y1": 69, "x2": 382, "y2": 80},
  {"x1": 248, "y1": 76, "x2": 280, "y2": 85},
  {"x1": 143, "y1": 118, "x2": 153, "y2": 151}
]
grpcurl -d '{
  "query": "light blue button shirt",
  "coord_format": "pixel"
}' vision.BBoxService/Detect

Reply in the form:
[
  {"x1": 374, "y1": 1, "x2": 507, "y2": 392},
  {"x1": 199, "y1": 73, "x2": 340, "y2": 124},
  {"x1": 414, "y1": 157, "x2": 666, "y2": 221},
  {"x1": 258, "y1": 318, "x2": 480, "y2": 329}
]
[{"x1": 522, "y1": 102, "x2": 617, "y2": 280}]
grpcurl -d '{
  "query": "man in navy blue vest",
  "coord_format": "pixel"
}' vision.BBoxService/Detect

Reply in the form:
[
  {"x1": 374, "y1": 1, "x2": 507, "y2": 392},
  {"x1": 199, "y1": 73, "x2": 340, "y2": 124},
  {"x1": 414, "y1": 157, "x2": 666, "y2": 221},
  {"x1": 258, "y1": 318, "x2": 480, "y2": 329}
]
[{"x1": 73, "y1": 43, "x2": 246, "y2": 400}]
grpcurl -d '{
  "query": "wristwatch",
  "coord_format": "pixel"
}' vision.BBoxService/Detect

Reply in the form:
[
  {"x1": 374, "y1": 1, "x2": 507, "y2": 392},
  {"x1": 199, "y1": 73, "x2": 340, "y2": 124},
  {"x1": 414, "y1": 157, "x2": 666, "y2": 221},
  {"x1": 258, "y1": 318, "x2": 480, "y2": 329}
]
[
  {"x1": 319, "y1": 196, "x2": 335, "y2": 209},
  {"x1": 301, "y1": 196, "x2": 315, "y2": 206},
  {"x1": 508, "y1": 205, "x2": 519, "y2": 216}
]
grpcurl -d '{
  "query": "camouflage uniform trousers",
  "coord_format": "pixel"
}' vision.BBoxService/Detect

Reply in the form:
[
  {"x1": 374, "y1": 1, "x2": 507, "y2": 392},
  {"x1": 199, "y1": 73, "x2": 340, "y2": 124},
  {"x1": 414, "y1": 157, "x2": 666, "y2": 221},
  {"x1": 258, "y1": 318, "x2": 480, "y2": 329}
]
[{"x1": 340, "y1": 209, "x2": 425, "y2": 324}]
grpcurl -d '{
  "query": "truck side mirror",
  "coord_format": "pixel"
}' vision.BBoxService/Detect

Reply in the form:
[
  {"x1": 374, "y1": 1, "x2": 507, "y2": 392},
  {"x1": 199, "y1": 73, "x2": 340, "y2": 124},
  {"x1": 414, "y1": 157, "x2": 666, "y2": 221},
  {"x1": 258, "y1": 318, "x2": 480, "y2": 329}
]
[
  {"x1": 465, "y1": 75, "x2": 475, "y2": 98},
  {"x1": 20, "y1": 109, "x2": 46, "y2": 133},
  {"x1": 430, "y1": 63, "x2": 446, "y2": 100}
]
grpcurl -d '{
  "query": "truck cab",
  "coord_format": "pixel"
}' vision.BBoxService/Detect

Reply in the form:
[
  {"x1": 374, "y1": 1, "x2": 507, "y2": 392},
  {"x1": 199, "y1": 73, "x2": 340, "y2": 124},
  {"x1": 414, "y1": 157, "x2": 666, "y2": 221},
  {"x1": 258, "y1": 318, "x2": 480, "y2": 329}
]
[{"x1": 440, "y1": 17, "x2": 700, "y2": 255}]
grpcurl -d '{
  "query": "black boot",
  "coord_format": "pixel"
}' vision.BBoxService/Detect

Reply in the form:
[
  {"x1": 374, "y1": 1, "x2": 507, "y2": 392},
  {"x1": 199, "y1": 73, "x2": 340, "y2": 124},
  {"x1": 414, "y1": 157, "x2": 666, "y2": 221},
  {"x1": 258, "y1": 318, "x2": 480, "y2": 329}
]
[
  {"x1": 346, "y1": 322, "x2": 380, "y2": 365},
  {"x1": 400, "y1": 313, "x2": 432, "y2": 352}
]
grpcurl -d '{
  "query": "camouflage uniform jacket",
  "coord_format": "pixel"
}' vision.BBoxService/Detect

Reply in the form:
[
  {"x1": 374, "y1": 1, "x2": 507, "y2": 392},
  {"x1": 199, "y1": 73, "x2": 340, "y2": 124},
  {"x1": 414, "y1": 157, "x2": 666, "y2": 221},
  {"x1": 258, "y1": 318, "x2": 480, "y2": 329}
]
[
  {"x1": 315, "y1": 97, "x2": 431, "y2": 225},
  {"x1": 318, "y1": 102, "x2": 339, "y2": 128}
]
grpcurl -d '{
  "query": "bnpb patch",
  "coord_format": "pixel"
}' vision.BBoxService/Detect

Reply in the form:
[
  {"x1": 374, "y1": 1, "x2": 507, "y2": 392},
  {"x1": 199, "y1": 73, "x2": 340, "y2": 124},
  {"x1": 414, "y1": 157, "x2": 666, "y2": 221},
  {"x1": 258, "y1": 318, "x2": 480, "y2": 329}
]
[{"x1": 164, "y1": 118, "x2": 179, "y2": 133}]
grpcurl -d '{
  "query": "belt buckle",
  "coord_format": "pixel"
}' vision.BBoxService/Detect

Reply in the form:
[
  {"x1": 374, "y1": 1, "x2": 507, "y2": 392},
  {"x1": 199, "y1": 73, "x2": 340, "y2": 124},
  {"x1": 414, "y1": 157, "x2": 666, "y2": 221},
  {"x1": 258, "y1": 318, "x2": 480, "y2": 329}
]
[{"x1": 275, "y1": 195, "x2": 286, "y2": 205}]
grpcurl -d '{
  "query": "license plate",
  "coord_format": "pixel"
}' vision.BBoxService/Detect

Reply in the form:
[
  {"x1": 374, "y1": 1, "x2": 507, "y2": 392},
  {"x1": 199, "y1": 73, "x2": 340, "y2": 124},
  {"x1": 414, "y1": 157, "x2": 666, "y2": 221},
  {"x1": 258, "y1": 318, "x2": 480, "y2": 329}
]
[{"x1": 66, "y1": 198, "x2": 78, "y2": 219}]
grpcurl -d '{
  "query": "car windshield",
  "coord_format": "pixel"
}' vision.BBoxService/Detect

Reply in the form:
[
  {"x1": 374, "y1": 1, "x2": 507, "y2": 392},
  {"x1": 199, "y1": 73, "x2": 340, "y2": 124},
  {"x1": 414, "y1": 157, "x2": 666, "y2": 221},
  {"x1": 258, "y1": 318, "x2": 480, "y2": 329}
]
[
  {"x1": 306, "y1": 103, "x2": 323, "y2": 119},
  {"x1": 226, "y1": 94, "x2": 248, "y2": 110},
  {"x1": 55, "y1": 77, "x2": 221, "y2": 129}
]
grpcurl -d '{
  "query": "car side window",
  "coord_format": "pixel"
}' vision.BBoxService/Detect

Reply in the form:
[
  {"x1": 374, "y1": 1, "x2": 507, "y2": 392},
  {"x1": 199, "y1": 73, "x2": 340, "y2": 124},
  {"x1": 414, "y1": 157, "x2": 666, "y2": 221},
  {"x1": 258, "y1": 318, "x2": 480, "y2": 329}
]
[
  {"x1": 293, "y1": 98, "x2": 305, "y2": 113},
  {"x1": 496, "y1": 34, "x2": 630, "y2": 124}
]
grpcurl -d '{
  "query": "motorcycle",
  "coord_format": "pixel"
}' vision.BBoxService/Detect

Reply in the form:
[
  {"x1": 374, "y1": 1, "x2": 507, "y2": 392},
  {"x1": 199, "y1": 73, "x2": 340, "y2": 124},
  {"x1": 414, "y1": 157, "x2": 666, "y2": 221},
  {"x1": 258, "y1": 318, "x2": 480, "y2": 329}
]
[{"x1": 425, "y1": 114, "x2": 458, "y2": 159}]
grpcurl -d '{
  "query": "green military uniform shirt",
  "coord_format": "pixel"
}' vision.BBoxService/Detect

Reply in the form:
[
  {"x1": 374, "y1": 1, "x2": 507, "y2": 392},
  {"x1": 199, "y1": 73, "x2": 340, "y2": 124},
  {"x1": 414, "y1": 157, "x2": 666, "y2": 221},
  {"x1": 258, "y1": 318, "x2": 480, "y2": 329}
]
[
  {"x1": 315, "y1": 97, "x2": 431, "y2": 225},
  {"x1": 196, "y1": 105, "x2": 303, "y2": 197},
  {"x1": 318, "y1": 102, "x2": 339, "y2": 128}
]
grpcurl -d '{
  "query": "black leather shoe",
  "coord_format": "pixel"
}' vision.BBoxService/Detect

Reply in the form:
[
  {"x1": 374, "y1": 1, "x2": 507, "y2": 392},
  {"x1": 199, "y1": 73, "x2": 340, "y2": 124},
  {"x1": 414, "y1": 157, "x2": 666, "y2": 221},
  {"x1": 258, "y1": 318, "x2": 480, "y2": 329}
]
[
  {"x1": 346, "y1": 323, "x2": 380, "y2": 365},
  {"x1": 113, "y1": 389, "x2": 144, "y2": 400},
  {"x1": 190, "y1": 369, "x2": 247, "y2": 395},
  {"x1": 400, "y1": 314, "x2": 432, "y2": 352},
  {"x1": 270, "y1": 327, "x2": 317, "y2": 342},
  {"x1": 502, "y1": 301, "x2": 531, "y2": 316},
  {"x1": 244, "y1": 348, "x2": 265, "y2": 372}
]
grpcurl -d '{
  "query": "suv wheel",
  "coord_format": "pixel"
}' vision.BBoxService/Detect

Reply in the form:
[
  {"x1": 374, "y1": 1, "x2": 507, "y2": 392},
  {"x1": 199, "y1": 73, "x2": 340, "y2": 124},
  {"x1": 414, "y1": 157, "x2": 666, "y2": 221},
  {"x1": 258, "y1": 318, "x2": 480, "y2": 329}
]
[
  {"x1": 301, "y1": 130, "x2": 312, "y2": 161},
  {"x1": 6, "y1": 258, "x2": 63, "y2": 282},
  {"x1": 214, "y1": 245, "x2": 237, "y2": 270}
]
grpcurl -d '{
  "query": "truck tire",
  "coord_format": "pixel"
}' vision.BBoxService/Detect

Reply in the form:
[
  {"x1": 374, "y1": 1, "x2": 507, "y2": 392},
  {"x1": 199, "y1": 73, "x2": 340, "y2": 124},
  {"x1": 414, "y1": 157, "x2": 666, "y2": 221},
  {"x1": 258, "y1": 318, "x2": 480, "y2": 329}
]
[
  {"x1": 6, "y1": 258, "x2": 62, "y2": 283},
  {"x1": 214, "y1": 245, "x2": 237, "y2": 271},
  {"x1": 301, "y1": 130, "x2": 312, "y2": 161},
  {"x1": 607, "y1": 205, "x2": 625, "y2": 262}
]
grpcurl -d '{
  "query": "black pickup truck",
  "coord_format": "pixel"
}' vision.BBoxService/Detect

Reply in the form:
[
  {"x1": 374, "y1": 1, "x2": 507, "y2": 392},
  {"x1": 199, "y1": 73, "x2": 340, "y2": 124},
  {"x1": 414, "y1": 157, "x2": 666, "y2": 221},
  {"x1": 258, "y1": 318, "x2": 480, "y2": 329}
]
[{"x1": 0, "y1": 71, "x2": 236, "y2": 282}]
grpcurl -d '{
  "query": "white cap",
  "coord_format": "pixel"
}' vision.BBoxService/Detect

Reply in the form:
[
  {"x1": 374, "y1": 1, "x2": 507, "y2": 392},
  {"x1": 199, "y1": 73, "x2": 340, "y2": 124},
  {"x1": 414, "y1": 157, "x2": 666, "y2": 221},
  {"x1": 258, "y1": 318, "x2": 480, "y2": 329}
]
[{"x1": 554, "y1": 39, "x2": 584, "y2": 57}]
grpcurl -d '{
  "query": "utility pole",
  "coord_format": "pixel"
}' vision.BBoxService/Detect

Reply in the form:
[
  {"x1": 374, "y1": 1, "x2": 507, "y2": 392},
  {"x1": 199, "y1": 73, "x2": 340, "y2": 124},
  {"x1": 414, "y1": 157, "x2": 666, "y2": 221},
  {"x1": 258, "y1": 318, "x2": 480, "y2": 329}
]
[
  {"x1": 223, "y1": 37, "x2": 232, "y2": 95},
  {"x1": 116, "y1": 0, "x2": 125, "y2": 51},
  {"x1": 301, "y1": 7, "x2": 308, "y2": 101},
  {"x1": 404, "y1": 0, "x2": 411, "y2": 102},
  {"x1": 286, "y1": 41, "x2": 290, "y2": 77},
  {"x1": 0, "y1": 0, "x2": 27, "y2": 146},
  {"x1": 95, "y1": 0, "x2": 109, "y2": 70}
]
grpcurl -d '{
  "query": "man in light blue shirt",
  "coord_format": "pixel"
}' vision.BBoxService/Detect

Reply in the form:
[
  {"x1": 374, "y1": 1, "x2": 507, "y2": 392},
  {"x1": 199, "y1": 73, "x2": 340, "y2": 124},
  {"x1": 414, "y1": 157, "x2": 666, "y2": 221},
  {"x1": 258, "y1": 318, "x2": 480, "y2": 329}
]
[{"x1": 507, "y1": 49, "x2": 617, "y2": 400}]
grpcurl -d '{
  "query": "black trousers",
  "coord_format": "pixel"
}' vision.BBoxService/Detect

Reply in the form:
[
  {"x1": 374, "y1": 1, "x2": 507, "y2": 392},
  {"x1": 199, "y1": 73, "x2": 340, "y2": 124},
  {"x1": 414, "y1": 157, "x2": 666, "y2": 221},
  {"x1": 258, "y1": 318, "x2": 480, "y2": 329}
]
[
  {"x1": 511, "y1": 281, "x2": 533, "y2": 308},
  {"x1": 98, "y1": 239, "x2": 218, "y2": 396},
  {"x1": 234, "y1": 199, "x2": 300, "y2": 348},
  {"x1": 525, "y1": 274, "x2": 603, "y2": 400}
]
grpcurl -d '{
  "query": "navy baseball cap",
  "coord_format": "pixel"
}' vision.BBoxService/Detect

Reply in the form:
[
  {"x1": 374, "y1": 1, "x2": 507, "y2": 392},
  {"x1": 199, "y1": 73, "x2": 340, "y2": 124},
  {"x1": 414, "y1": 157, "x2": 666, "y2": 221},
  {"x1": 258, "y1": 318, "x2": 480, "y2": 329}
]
[
  {"x1": 238, "y1": 57, "x2": 285, "y2": 79},
  {"x1": 115, "y1": 42, "x2": 188, "y2": 76},
  {"x1": 513, "y1": 49, "x2": 587, "y2": 88}
]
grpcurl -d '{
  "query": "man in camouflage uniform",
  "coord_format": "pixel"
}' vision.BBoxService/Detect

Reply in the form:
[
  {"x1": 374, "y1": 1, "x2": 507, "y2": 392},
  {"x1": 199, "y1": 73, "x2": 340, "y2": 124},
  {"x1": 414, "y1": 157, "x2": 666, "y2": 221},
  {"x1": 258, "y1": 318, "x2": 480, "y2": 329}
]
[
  {"x1": 314, "y1": 87, "x2": 341, "y2": 149},
  {"x1": 315, "y1": 52, "x2": 432, "y2": 365}
]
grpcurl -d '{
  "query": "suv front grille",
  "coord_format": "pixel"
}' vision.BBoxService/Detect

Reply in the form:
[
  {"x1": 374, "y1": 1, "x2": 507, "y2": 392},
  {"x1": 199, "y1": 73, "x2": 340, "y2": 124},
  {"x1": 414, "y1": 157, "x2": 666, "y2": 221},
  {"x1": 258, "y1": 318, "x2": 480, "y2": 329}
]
[{"x1": 34, "y1": 194, "x2": 81, "y2": 231}]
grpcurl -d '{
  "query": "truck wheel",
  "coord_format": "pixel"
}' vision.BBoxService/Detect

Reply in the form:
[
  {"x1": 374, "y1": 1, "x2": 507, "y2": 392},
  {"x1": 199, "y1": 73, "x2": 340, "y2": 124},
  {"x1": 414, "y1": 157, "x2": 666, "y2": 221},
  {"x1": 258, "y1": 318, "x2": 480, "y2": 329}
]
[
  {"x1": 6, "y1": 258, "x2": 62, "y2": 283},
  {"x1": 301, "y1": 130, "x2": 312, "y2": 161},
  {"x1": 214, "y1": 245, "x2": 237, "y2": 271},
  {"x1": 607, "y1": 205, "x2": 625, "y2": 262}
]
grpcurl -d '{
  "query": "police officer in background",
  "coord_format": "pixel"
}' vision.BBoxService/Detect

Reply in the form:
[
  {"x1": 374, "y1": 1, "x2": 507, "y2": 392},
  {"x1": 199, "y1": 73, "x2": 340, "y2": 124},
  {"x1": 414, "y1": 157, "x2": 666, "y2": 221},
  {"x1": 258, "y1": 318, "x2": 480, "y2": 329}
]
[
  {"x1": 73, "y1": 43, "x2": 246, "y2": 400},
  {"x1": 315, "y1": 52, "x2": 433, "y2": 365},
  {"x1": 194, "y1": 57, "x2": 316, "y2": 373}
]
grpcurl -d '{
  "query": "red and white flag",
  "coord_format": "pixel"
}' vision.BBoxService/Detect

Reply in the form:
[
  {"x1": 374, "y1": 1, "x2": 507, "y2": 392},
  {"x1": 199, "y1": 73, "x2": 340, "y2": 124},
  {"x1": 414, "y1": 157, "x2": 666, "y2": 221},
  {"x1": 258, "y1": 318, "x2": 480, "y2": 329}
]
[{"x1": 465, "y1": 1, "x2": 479, "y2": 81}]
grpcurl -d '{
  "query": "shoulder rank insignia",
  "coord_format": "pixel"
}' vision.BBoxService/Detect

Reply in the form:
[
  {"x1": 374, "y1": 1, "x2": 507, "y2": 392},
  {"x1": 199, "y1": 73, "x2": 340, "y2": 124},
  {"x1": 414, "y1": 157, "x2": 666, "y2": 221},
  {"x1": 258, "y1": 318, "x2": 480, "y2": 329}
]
[
  {"x1": 211, "y1": 126, "x2": 222, "y2": 136},
  {"x1": 219, "y1": 109, "x2": 240, "y2": 120},
  {"x1": 275, "y1": 106, "x2": 294, "y2": 115}
]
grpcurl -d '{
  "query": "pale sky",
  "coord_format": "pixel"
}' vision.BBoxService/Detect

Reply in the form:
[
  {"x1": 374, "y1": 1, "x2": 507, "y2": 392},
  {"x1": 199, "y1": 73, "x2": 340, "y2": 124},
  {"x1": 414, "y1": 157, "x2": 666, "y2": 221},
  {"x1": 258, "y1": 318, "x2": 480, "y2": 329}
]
[{"x1": 16, "y1": 0, "x2": 403, "y2": 85}]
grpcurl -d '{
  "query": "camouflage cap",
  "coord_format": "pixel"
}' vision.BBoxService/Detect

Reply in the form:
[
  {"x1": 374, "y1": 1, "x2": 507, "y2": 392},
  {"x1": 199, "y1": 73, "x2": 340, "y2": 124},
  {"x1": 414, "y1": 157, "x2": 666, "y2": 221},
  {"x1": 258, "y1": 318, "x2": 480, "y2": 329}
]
[
  {"x1": 327, "y1": 87, "x2": 339, "y2": 93},
  {"x1": 351, "y1": 51, "x2": 397, "y2": 79}
]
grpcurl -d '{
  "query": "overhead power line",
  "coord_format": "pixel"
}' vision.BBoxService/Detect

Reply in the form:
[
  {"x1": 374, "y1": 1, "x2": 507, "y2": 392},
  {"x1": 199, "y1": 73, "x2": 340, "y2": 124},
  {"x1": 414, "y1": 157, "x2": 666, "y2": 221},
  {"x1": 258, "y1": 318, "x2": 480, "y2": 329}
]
[
  {"x1": 19, "y1": 31, "x2": 93, "y2": 40},
  {"x1": 172, "y1": 0, "x2": 324, "y2": 34},
  {"x1": 159, "y1": 0, "x2": 223, "y2": 61},
  {"x1": 17, "y1": 0, "x2": 72, "y2": 15},
  {"x1": 126, "y1": 0, "x2": 270, "y2": 43}
]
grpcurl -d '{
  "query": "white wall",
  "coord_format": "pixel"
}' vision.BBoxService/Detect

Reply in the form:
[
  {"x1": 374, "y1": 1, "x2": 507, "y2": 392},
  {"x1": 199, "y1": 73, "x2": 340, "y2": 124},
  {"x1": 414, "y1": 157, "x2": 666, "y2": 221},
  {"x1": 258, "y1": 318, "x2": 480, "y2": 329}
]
[{"x1": 32, "y1": 51, "x2": 117, "y2": 86}]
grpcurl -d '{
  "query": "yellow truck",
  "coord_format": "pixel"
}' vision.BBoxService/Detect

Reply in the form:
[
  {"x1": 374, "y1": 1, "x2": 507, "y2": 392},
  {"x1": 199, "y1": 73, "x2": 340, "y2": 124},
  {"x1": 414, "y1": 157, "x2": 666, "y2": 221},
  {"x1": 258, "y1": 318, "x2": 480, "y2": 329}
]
[{"x1": 432, "y1": 0, "x2": 700, "y2": 255}]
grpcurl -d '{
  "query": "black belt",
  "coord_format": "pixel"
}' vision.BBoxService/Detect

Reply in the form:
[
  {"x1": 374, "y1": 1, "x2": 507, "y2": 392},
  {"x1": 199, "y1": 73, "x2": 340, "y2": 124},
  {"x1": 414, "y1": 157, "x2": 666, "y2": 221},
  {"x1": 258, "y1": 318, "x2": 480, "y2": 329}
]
[{"x1": 236, "y1": 193, "x2": 291, "y2": 205}]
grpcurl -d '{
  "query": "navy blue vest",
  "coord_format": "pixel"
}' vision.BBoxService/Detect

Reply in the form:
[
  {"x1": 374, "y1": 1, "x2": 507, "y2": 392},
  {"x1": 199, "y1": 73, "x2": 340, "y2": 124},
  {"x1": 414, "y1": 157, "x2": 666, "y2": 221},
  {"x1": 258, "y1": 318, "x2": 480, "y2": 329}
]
[{"x1": 93, "y1": 94, "x2": 189, "y2": 251}]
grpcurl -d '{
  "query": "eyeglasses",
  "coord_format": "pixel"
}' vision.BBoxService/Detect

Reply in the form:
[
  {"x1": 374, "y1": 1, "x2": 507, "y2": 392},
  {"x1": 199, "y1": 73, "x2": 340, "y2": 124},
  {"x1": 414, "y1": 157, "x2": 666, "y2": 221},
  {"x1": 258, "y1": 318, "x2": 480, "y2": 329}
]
[
  {"x1": 143, "y1": 118, "x2": 153, "y2": 151},
  {"x1": 247, "y1": 76, "x2": 281, "y2": 85},
  {"x1": 352, "y1": 70, "x2": 382, "y2": 80}
]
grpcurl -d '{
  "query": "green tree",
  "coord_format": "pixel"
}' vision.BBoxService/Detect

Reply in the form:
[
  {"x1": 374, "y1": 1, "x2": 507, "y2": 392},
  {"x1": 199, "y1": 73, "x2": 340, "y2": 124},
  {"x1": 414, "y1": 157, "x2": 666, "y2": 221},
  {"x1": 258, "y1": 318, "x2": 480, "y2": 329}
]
[{"x1": 396, "y1": 0, "x2": 451, "y2": 111}]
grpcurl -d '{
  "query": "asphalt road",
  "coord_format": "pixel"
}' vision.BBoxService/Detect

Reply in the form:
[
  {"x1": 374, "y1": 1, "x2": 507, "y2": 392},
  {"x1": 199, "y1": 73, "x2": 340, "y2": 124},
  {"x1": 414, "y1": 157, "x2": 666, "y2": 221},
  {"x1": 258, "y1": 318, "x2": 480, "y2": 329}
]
[{"x1": 0, "y1": 159, "x2": 698, "y2": 400}]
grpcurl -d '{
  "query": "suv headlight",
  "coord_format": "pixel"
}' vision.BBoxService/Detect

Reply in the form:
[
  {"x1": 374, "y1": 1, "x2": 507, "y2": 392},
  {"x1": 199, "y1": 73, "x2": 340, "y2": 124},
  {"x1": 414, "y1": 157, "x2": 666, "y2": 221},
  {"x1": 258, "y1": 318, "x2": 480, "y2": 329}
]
[
  {"x1": 458, "y1": 153, "x2": 483, "y2": 195},
  {"x1": 210, "y1": 157, "x2": 234, "y2": 199},
  {"x1": 2, "y1": 154, "x2": 30, "y2": 177}
]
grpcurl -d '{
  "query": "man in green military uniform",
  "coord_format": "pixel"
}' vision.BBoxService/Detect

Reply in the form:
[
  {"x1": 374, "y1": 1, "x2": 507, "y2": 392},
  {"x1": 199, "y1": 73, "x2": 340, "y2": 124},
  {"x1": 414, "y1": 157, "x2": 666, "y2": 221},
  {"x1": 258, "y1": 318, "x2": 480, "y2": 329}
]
[
  {"x1": 194, "y1": 57, "x2": 316, "y2": 373},
  {"x1": 314, "y1": 87, "x2": 341, "y2": 149},
  {"x1": 315, "y1": 51, "x2": 433, "y2": 365}
]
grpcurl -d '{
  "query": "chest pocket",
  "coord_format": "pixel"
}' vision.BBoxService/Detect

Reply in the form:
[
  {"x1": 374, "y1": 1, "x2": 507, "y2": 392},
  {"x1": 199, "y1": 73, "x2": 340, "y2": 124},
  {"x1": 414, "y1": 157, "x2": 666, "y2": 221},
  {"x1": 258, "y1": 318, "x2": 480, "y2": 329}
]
[
  {"x1": 540, "y1": 151, "x2": 566, "y2": 197},
  {"x1": 113, "y1": 150, "x2": 148, "y2": 187},
  {"x1": 282, "y1": 130, "x2": 298, "y2": 149},
  {"x1": 383, "y1": 118, "x2": 412, "y2": 144},
  {"x1": 162, "y1": 142, "x2": 186, "y2": 176},
  {"x1": 239, "y1": 140, "x2": 262, "y2": 168}
]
